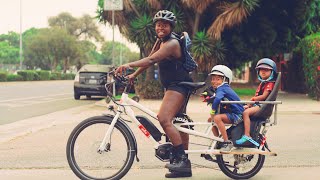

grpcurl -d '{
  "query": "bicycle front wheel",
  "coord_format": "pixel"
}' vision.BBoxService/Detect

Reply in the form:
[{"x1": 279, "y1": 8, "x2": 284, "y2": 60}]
[{"x1": 66, "y1": 116, "x2": 136, "y2": 180}]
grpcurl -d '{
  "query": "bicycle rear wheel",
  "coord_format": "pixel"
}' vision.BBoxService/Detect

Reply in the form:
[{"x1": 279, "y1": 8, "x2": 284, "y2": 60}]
[
  {"x1": 216, "y1": 152, "x2": 265, "y2": 179},
  {"x1": 66, "y1": 116, "x2": 136, "y2": 180}
]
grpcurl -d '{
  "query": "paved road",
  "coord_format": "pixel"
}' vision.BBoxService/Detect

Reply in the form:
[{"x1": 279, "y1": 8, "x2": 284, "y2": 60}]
[
  {"x1": 0, "y1": 92, "x2": 319, "y2": 179},
  {"x1": 0, "y1": 80, "x2": 102, "y2": 125}
]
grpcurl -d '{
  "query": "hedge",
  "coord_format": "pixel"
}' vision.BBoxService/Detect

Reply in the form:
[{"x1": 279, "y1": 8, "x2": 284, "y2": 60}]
[
  {"x1": 298, "y1": 32, "x2": 320, "y2": 100},
  {"x1": 0, "y1": 71, "x2": 7, "y2": 82},
  {"x1": 7, "y1": 74, "x2": 23, "y2": 81}
]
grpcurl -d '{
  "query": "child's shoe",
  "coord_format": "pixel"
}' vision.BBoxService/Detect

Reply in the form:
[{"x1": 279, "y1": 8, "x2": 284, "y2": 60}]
[{"x1": 236, "y1": 135, "x2": 259, "y2": 146}]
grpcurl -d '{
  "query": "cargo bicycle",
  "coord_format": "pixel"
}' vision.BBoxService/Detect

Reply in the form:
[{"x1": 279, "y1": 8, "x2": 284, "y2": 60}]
[{"x1": 66, "y1": 70, "x2": 282, "y2": 180}]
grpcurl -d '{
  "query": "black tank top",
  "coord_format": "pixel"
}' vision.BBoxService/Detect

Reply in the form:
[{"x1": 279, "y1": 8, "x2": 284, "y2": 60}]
[{"x1": 158, "y1": 58, "x2": 192, "y2": 88}]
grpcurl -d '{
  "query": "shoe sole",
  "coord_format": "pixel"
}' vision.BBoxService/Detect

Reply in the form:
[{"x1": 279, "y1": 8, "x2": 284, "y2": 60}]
[
  {"x1": 165, "y1": 166, "x2": 192, "y2": 173},
  {"x1": 165, "y1": 172, "x2": 192, "y2": 178}
]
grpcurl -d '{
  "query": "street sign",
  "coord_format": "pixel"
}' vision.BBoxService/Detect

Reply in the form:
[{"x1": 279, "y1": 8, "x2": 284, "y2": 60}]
[{"x1": 104, "y1": 0, "x2": 123, "y2": 11}]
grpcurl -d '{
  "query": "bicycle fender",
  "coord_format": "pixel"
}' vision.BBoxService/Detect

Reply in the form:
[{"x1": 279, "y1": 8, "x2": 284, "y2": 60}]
[{"x1": 102, "y1": 114, "x2": 139, "y2": 162}]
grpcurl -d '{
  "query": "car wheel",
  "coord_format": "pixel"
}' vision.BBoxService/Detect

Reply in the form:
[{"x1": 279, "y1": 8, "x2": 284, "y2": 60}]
[
  {"x1": 86, "y1": 95, "x2": 92, "y2": 99},
  {"x1": 74, "y1": 93, "x2": 81, "y2": 100}
]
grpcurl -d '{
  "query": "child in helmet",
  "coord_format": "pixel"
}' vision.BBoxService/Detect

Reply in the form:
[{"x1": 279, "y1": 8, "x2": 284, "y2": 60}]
[
  {"x1": 236, "y1": 58, "x2": 277, "y2": 146},
  {"x1": 207, "y1": 65, "x2": 244, "y2": 152}
]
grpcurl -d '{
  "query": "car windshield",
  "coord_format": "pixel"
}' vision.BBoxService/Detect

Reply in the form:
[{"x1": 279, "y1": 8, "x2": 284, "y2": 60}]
[{"x1": 79, "y1": 65, "x2": 112, "y2": 72}]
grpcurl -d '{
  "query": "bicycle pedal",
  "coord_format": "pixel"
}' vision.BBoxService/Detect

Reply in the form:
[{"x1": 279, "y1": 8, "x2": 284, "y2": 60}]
[{"x1": 201, "y1": 154, "x2": 214, "y2": 161}]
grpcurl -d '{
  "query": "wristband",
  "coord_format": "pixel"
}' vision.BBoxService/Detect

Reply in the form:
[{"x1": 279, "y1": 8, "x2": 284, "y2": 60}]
[{"x1": 210, "y1": 109, "x2": 216, "y2": 115}]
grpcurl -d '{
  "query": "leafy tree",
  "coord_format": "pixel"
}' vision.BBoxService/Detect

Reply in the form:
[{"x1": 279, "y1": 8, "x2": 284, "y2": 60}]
[
  {"x1": 0, "y1": 41, "x2": 19, "y2": 64},
  {"x1": 48, "y1": 12, "x2": 104, "y2": 42},
  {"x1": 100, "y1": 41, "x2": 139, "y2": 66},
  {"x1": 0, "y1": 31, "x2": 20, "y2": 47},
  {"x1": 23, "y1": 28, "x2": 80, "y2": 72}
]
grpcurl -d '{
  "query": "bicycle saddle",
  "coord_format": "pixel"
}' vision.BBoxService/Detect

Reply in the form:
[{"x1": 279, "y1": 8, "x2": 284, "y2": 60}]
[{"x1": 177, "y1": 82, "x2": 206, "y2": 90}]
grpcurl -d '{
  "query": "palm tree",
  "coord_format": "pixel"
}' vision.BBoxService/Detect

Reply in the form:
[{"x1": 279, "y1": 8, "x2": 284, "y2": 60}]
[
  {"x1": 96, "y1": 0, "x2": 260, "y2": 77},
  {"x1": 192, "y1": 31, "x2": 225, "y2": 74}
]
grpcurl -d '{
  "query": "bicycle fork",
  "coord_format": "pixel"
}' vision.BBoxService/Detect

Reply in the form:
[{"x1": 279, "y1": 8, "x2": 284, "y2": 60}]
[{"x1": 97, "y1": 112, "x2": 121, "y2": 153}]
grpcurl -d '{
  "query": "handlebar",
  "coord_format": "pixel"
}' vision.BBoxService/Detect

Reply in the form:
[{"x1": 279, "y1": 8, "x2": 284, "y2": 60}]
[{"x1": 103, "y1": 68, "x2": 134, "y2": 105}]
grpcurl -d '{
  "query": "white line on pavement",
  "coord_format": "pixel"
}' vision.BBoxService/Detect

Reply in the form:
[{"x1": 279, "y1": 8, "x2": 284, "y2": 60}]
[{"x1": 0, "y1": 93, "x2": 72, "y2": 103}]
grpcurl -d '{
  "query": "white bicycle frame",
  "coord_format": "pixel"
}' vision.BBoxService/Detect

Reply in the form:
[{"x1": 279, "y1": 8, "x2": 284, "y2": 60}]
[{"x1": 98, "y1": 88, "x2": 282, "y2": 155}]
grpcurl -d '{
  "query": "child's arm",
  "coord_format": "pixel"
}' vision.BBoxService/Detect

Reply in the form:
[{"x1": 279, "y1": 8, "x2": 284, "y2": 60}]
[{"x1": 251, "y1": 90, "x2": 271, "y2": 101}]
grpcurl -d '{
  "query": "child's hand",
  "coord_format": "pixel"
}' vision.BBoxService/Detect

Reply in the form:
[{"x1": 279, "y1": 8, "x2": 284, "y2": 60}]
[{"x1": 244, "y1": 105, "x2": 249, "y2": 109}]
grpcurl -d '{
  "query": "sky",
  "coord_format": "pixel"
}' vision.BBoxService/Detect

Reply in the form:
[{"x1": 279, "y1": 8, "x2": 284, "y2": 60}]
[{"x1": 0, "y1": 0, "x2": 138, "y2": 51}]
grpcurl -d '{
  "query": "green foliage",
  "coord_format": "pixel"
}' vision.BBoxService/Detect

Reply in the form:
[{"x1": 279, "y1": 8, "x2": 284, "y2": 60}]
[
  {"x1": 297, "y1": 32, "x2": 320, "y2": 100},
  {"x1": 36, "y1": 70, "x2": 50, "y2": 80},
  {"x1": 130, "y1": 14, "x2": 156, "y2": 50},
  {"x1": 62, "y1": 73, "x2": 75, "y2": 80},
  {"x1": 17, "y1": 70, "x2": 38, "y2": 81},
  {"x1": 50, "y1": 72, "x2": 62, "y2": 80},
  {"x1": 6, "y1": 74, "x2": 23, "y2": 81},
  {"x1": 0, "y1": 41, "x2": 20, "y2": 64},
  {"x1": 100, "y1": 41, "x2": 139, "y2": 66},
  {"x1": 192, "y1": 31, "x2": 225, "y2": 72},
  {"x1": 135, "y1": 79, "x2": 164, "y2": 99},
  {"x1": 0, "y1": 71, "x2": 7, "y2": 82}
]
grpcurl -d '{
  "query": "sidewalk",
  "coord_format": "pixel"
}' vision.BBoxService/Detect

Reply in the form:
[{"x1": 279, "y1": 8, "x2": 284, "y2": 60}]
[{"x1": 0, "y1": 92, "x2": 319, "y2": 179}]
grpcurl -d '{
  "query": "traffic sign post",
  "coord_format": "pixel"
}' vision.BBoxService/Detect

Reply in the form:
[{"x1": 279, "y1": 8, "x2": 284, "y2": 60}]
[{"x1": 104, "y1": 0, "x2": 123, "y2": 96}]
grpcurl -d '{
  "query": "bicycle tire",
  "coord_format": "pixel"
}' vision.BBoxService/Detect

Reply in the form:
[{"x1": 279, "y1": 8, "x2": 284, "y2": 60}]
[
  {"x1": 66, "y1": 116, "x2": 136, "y2": 180},
  {"x1": 216, "y1": 151, "x2": 265, "y2": 179}
]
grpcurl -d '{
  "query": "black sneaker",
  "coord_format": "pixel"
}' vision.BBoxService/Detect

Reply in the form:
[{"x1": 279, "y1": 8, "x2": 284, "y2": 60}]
[
  {"x1": 165, "y1": 154, "x2": 191, "y2": 172},
  {"x1": 165, "y1": 171, "x2": 192, "y2": 178}
]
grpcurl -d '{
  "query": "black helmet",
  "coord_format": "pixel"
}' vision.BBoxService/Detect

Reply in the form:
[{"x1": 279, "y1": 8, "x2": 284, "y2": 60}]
[{"x1": 153, "y1": 10, "x2": 176, "y2": 27}]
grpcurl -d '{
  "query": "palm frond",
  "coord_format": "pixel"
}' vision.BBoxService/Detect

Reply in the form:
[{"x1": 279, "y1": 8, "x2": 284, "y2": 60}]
[
  {"x1": 129, "y1": 14, "x2": 156, "y2": 50},
  {"x1": 191, "y1": 30, "x2": 225, "y2": 72},
  {"x1": 181, "y1": 0, "x2": 215, "y2": 13},
  {"x1": 147, "y1": 0, "x2": 162, "y2": 10},
  {"x1": 208, "y1": 0, "x2": 260, "y2": 39}
]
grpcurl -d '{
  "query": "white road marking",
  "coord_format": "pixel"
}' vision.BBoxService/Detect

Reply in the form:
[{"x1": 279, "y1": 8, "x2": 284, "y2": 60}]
[{"x1": 0, "y1": 93, "x2": 72, "y2": 103}]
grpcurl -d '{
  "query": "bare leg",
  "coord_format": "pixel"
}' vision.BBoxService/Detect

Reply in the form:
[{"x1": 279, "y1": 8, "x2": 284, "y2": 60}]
[
  {"x1": 212, "y1": 114, "x2": 231, "y2": 141},
  {"x1": 242, "y1": 106, "x2": 260, "y2": 137},
  {"x1": 208, "y1": 117, "x2": 219, "y2": 137},
  {"x1": 158, "y1": 90, "x2": 185, "y2": 146},
  {"x1": 180, "y1": 132, "x2": 189, "y2": 150}
]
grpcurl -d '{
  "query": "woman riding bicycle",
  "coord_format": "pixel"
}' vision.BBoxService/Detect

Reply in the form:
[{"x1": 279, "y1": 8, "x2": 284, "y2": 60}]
[{"x1": 116, "y1": 10, "x2": 193, "y2": 178}]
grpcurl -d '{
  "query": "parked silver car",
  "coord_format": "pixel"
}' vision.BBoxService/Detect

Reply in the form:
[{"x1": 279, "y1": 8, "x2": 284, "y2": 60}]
[{"x1": 73, "y1": 64, "x2": 113, "y2": 100}]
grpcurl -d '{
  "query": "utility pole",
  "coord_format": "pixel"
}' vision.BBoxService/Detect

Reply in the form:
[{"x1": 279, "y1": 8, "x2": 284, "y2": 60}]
[
  {"x1": 19, "y1": 0, "x2": 23, "y2": 70},
  {"x1": 104, "y1": 0, "x2": 123, "y2": 96}
]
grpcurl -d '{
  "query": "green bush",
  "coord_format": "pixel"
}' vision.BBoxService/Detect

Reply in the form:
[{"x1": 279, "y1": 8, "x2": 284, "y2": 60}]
[
  {"x1": 0, "y1": 72, "x2": 7, "y2": 82},
  {"x1": 17, "y1": 70, "x2": 37, "y2": 81},
  {"x1": 50, "y1": 72, "x2": 62, "y2": 80},
  {"x1": 7, "y1": 74, "x2": 23, "y2": 81},
  {"x1": 297, "y1": 32, "x2": 320, "y2": 100},
  {"x1": 135, "y1": 79, "x2": 164, "y2": 99},
  {"x1": 36, "y1": 70, "x2": 50, "y2": 80},
  {"x1": 62, "y1": 73, "x2": 75, "y2": 80}
]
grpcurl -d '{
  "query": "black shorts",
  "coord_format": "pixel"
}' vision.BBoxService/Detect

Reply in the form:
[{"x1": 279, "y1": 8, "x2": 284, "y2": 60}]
[
  {"x1": 166, "y1": 84, "x2": 190, "y2": 97},
  {"x1": 165, "y1": 84, "x2": 191, "y2": 114}
]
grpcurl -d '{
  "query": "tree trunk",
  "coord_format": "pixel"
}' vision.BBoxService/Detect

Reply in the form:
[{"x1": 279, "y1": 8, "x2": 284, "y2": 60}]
[
  {"x1": 63, "y1": 57, "x2": 70, "y2": 73},
  {"x1": 192, "y1": 13, "x2": 200, "y2": 36},
  {"x1": 248, "y1": 65, "x2": 257, "y2": 85}
]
